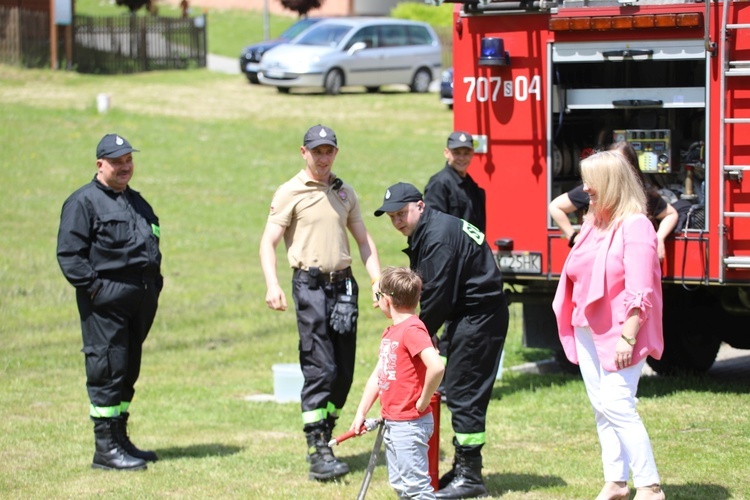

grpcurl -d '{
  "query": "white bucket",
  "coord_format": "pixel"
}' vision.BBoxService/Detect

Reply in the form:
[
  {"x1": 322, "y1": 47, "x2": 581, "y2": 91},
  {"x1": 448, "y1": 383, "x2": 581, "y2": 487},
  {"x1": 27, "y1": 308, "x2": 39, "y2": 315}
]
[
  {"x1": 96, "y1": 93, "x2": 111, "y2": 113},
  {"x1": 272, "y1": 363, "x2": 303, "y2": 403}
]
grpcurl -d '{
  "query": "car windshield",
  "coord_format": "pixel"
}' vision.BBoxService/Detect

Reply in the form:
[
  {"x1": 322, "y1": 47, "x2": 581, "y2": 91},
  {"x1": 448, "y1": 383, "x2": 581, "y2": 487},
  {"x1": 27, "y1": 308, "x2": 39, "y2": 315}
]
[
  {"x1": 280, "y1": 18, "x2": 320, "y2": 40},
  {"x1": 295, "y1": 23, "x2": 353, "y2": 47}
]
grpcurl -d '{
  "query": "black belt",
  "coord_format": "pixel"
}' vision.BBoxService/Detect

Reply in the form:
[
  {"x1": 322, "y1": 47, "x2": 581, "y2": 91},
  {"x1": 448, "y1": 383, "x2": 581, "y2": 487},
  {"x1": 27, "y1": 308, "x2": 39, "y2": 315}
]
[{"x1": 293, "y1": 267, "x2": 352, "y2": 284}]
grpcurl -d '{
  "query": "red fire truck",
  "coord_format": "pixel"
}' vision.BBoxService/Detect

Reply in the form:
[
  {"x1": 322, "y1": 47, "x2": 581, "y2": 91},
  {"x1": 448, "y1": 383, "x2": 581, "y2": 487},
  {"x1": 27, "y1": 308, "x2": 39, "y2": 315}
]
[{"x1": 439, "y1": 0, "x2": 749, "y2": 373}]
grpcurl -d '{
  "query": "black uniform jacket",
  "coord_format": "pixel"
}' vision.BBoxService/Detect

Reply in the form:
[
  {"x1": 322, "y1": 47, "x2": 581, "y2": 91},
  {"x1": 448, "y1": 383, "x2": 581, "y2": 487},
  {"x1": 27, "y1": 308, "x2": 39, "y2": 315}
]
[
  {"x1": 424, "y1": 164, "x2": 487, "y2": 233},
  {"x1": 57, "y1": 176, "x2": 162, "y2": 294},
  {"x1": 403, "y1": 207, "x2": 504, "y2": 336}
]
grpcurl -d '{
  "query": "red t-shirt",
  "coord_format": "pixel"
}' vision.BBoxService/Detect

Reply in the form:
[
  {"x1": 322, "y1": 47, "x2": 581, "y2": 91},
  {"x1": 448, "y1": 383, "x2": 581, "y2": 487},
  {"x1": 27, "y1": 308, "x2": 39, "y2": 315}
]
[{"x1": 377, "y1": 315, "x2": 434, "y2": 421}]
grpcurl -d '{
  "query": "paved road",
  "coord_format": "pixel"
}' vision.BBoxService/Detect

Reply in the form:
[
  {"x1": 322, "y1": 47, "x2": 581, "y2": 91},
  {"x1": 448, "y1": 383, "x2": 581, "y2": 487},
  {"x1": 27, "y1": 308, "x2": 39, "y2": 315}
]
[
  {"x1": 207, "y1": 53, "x2": 240, "y2": 75},
  {"x1": 509, "y1": 343, "x2": 750, "y2": 379}
]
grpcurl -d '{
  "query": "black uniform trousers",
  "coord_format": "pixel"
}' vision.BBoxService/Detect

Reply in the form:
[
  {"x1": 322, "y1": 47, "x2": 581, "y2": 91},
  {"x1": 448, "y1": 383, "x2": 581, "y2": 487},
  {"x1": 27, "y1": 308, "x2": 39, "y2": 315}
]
[
  {"x1": 77, "y1": 274, "x2": 159, "y2": 408},
  {"x1": 442, "y1": 295, "x2": 509, "y2": 439},
  {"x1": 292, "y1": 271, "x2": 358, "y2": 419}
]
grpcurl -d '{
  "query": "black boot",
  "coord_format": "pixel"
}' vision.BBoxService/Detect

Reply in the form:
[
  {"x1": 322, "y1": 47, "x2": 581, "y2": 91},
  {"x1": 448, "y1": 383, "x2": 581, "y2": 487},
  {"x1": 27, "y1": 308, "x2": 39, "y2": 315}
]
[
  {"x1": 92, "y1": 417, "x2": 147, "y2": 471},
  {"x1": 438, "y1": 456, "x2": 457, "y2": 490},
  {"x1": 114, "y1": 412, "x2": 158, "y2": 462},
  {"x1": 435, "y1": 449, "x2": 488, "y2": 499},
  {"x1": 304, "y1": 422, "x2": 349, "y2": 481}
]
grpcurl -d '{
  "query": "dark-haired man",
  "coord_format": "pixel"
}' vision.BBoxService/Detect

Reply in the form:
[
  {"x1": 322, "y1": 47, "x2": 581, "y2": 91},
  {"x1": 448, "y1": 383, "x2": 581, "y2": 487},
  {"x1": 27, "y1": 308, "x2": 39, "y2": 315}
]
[{"x1": 375, "y1": 182, "x2": 507, "y2": 499}]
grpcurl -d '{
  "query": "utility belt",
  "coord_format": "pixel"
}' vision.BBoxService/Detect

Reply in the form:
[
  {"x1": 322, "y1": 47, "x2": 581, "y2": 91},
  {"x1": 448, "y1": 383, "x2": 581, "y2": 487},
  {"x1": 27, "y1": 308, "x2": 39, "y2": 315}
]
[
  {"x1": 293, "y1": 267, "x2": 352, "y2": 286},
  {"x1": 98, "y1": 267, "x2": 160, "y2": 284}
]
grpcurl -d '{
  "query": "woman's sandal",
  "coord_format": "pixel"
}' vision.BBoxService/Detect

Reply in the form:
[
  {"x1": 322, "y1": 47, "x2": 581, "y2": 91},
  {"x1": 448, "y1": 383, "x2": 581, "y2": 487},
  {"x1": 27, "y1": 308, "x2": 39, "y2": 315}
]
[
  {"x1": 595, "y1": 482, "x2": 630, "y2": 500},
  {"x1": 634, "y1": 485, "x2": 665, "y2": 500}
]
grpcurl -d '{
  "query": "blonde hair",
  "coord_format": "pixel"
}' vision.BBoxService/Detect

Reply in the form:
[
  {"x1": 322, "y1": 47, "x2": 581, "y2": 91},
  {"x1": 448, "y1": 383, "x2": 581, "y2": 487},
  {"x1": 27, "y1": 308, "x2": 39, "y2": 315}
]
[
  {"x1": 580, "y1": 150, "x2": 646, "y2": 229},
  {"x1": 379, "y1": 266, "x2": 422, "y2": 310}
]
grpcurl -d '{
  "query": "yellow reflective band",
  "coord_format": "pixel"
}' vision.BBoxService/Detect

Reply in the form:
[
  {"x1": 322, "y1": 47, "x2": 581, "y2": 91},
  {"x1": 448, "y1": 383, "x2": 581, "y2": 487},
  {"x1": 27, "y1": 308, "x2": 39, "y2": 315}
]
[
  {"x1": 455, "y1": 432, "x2": 486, "y2": 446},
  {"x1": 151, "y1": 224, "x2": 160, "y2": 238},
  {"x1": 90, "y1": 404, "x2": 120, "y2": 418},
  {"x1": 440, "y1": 355, "x2": 447, "y2": 366},
  {"x1": 326, "y1": 402, "x2": 341, "y2": 418},
  {"x1": 119, "y1": 401, "x2": 131, "y2": 413},
  {"x1": 302, "y1": 408, "x2": 328, "y2": 424}
]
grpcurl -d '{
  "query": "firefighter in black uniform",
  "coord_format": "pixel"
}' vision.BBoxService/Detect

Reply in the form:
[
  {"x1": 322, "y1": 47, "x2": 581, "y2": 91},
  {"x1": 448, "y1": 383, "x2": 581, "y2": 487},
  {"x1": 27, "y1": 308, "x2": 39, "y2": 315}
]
[
  {"x1": 57, "y1": 133, "x2": 162, "y2": 471},
  {"x1": 424, "y1": 131, "x2": 486, "y2": 233},
  {"x1": 375, "y1": 182, "x2": 508, "y2": 499}
]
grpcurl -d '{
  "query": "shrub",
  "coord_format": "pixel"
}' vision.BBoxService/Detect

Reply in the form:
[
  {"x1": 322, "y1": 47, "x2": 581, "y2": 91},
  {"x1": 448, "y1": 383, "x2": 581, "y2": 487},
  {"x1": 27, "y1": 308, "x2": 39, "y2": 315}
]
[{"x1": 391, "y1": 2, "x2": 454, "y2": 28}]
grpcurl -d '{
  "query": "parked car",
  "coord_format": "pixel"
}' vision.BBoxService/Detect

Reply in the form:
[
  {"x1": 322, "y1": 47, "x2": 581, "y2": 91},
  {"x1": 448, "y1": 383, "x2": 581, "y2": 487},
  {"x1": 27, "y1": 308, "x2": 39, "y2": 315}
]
[
  {"x1": 440, "y1": 67, "x2": 453, "y2": 109},
  {"x1": 258, "y1": 18, "x2": 442, "y2": 95},
  {"x1": 239, "y1": 17, "x2": 326, "y2": 84}
]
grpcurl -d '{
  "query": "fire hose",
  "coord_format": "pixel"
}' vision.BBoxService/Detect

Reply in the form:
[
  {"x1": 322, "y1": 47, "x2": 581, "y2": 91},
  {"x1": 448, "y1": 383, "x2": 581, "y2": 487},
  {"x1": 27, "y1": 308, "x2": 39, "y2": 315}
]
[{"x1": 328, "y1": 418, "x2": 384, "y2": 500}]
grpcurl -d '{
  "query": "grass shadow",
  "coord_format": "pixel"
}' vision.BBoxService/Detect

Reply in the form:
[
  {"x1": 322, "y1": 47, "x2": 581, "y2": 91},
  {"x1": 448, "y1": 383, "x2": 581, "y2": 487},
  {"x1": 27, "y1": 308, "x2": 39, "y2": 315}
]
[
  {"x1": 156, "y1": 443, "x2": 243, "y2": 460},
  {"x1": 491, "y1": 372, "x2": 581, "y2": 400},
  {"x1": 638, "y1": 370, "x2": 750, "y2": 398},
  {"x1": 656, "y1": 482, "x2": 730, "y2": 499},
  {"x1": 485, "y1": 472, "x2": 566, "y2": 496}
]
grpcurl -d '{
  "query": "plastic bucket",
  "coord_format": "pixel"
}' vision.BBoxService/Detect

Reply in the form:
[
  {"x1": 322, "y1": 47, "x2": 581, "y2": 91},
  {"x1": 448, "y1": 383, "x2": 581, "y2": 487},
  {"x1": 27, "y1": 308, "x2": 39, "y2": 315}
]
[{"x1": 272, "y1": 363, "x2": 303, "y2": 403}]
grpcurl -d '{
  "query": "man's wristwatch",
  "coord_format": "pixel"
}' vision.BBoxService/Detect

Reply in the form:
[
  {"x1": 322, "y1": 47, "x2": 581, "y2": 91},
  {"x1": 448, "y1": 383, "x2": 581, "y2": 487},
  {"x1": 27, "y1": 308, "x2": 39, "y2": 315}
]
[{"x1": 621, "y1": 334, "x2": 637, "y2": 346}]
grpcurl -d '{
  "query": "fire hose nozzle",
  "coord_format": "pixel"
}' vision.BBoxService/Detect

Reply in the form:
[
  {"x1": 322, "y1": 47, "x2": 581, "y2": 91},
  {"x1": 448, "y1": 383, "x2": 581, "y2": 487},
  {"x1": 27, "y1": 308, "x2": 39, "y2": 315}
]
[{"x1": 328, "y1": 418, "x2": 382, "y2": 447}]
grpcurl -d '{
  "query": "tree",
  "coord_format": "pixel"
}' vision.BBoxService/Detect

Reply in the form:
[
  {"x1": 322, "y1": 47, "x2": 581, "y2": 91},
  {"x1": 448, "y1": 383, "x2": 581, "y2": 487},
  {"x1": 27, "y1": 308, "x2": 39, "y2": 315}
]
[
  {"x1": 116, "y1": 0, "x2": 155, "y2": 14},
  {"x1": 279, "y1": 0, "x2": 323, "y2": 17}
]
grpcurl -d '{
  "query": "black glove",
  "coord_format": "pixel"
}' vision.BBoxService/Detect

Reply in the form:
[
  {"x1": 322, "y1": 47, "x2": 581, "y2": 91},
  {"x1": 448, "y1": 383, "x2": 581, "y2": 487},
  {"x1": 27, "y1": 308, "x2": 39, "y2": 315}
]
[
  {"x1": 568, "y1": 230, "x2": 579, "y2": 248},
  {"x1": 330, "y1": 295, "x2": 358, "y2": 335}
]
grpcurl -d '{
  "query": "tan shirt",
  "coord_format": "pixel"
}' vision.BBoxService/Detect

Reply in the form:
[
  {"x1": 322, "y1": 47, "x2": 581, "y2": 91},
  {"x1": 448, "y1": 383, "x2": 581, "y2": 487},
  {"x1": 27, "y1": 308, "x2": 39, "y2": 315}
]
[{"x1": 268, "y1": 170, "x2": 362, "y2": 272}]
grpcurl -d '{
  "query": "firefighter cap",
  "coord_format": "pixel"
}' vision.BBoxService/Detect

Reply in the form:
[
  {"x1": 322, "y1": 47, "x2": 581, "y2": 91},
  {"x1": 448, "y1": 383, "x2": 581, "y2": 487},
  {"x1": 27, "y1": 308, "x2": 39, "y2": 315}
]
[
  {"x1": 304, "y1": 124, "x2": 338, "y2": 149},
  {"x1": 96, "y1": 134, "x2": 139, "y2": 159},
  {"x1": 374, "y1": 182, "x2": 423, "y2": 217},
  {"x1": 447, "y1": 131, "x2": 474, "y2": 150}
]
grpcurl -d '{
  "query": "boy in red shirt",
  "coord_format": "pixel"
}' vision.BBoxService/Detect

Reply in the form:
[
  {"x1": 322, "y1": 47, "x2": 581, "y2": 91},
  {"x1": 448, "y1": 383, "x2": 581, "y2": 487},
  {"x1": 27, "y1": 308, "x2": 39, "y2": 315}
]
[{"x1": 351, "y1": 266, "x2": 445, "y2": 498}]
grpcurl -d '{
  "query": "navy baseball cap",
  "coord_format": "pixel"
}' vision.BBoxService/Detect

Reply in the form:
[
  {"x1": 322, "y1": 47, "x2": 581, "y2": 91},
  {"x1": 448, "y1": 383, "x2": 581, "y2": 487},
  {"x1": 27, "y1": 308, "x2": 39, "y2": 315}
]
[
  {"x1": 374, "y1": 182, "x2": 423, "y2": 217},
  {"x1": 304, "y1": 124, "x2": 338, "y2": 149},
  {"x1": 447, "y1": 131, "x2": 474, "y2": 150},
  {"x1": 96, "y1": 134, "x2": 138, "y2": 159}
]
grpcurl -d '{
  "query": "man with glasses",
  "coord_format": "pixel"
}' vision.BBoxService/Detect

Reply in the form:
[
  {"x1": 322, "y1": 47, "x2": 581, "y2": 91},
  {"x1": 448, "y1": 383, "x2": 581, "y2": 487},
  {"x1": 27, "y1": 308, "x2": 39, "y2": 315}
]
[
  {"x1": 374, "y1": 182, "x2": 507, "y2": 499},
  {"x1": 259, "y1": 124, "x2": 381, "y2": 481}
]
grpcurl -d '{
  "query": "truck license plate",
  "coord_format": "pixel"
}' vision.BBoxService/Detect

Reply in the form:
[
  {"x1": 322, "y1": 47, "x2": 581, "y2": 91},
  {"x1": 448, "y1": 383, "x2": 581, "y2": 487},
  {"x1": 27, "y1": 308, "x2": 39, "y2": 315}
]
[{"x1": 497, "y1": 251, "x2": 542, "y2": 274}]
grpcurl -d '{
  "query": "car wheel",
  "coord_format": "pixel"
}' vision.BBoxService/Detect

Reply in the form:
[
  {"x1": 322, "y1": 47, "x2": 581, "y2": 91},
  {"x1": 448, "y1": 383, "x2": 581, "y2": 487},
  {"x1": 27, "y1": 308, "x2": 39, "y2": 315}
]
[
  {"x1": 410, "y1": 68, "x2": 432, "y2": 93},
  {"x1": 277, "y1": 87, "x2": 290, "y2": 94},
  {"x1": 365, "y1": 86, "x2": 379, "y2": 93},
  {"x1": 246, "y1": 74, "x2": 260, "y2": 85},
  {"x1": 324, "y1": 69, "x2": 344, "y2": 95}
]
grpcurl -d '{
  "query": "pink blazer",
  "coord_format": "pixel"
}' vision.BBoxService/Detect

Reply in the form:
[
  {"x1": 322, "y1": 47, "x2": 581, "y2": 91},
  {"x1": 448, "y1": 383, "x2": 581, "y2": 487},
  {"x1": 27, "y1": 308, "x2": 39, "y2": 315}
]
[{"x1": 552, "y1": 214, "x2": 664, "y2": 372}]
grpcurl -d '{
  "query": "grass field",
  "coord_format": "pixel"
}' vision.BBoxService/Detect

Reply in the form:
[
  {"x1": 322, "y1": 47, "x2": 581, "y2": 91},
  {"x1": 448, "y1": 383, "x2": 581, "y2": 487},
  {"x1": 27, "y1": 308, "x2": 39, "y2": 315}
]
[{"x1": 1, "y1": 64, "x2": 749, "y2": 499}]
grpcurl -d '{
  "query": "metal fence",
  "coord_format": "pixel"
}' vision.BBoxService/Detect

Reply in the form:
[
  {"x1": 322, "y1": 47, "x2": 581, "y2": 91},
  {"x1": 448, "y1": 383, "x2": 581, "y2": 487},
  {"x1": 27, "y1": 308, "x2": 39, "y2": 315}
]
[
  {"x1": 74, "y1": 14, "x2": 207, "y2": 74},
  {"x1": 0, "y1": 6, "x2": 55, "y2": 68},
  {"x1": 0, "y1": 7, "x2": 206, "y2": 73}
]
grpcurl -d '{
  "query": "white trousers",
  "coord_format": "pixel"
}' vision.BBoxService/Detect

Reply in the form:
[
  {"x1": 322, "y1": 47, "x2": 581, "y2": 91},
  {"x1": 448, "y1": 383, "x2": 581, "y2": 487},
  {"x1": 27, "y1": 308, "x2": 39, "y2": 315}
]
[{"x1": 574, "y1": 326, "x2": 661, "y2": 487}]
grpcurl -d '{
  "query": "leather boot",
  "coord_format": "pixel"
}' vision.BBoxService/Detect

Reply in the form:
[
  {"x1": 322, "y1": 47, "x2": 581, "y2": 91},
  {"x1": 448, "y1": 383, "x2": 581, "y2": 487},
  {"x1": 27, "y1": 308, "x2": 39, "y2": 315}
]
[
  {"x1": 92, "y1": 417, "x2": 147, "y2": 471},
  {"x1": 304, "y1": 423, "x2": 349, "y2": 481},
  {"x1": 435, "y1": 449, "x2": 488, "y2": 499},
  {"x1": 114, "y1": 412, "x2": 158, "y2": 462},
  {"x1": 438, "y1": 456, "x2": 456, "y2": 490}
]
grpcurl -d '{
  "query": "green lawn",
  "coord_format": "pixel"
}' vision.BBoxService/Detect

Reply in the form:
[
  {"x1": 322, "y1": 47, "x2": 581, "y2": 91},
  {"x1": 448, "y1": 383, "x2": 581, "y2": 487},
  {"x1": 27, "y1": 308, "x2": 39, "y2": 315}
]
[{"x1": 1, "y1": 65, "x2": 748, "y2": 499}]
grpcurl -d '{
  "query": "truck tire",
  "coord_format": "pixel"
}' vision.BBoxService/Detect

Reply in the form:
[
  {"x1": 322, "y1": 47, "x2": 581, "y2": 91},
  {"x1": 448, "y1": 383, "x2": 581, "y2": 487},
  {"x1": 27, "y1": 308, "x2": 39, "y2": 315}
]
[{"x1": 646, "y1": 286, "x2": 723, "y2": 375}]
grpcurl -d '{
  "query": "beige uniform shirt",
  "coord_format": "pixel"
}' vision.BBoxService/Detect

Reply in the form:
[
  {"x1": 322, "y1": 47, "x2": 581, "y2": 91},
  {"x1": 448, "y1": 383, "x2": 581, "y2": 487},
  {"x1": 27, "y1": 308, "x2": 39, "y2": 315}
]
[{"x1": 268, "y1": 170, "x2": 363, "y2": 273}]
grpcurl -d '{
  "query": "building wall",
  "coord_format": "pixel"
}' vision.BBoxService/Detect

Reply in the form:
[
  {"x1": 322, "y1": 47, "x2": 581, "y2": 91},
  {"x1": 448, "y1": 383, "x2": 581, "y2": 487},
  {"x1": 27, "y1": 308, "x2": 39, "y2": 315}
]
[{"x1": 0, "y1": 0, "x2": 50, "y2": 11}]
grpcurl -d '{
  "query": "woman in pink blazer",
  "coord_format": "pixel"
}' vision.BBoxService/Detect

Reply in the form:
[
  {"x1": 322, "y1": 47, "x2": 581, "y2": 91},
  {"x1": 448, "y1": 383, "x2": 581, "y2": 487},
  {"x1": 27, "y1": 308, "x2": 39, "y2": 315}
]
[{"x1": 553, "y1": 151, "x2": 666, "y2": 500}]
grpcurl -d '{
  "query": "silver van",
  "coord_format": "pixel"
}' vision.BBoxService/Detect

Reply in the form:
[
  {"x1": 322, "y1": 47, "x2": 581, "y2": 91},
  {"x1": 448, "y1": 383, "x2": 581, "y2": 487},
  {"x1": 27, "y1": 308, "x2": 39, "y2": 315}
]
[{"x1": 258, "y1": 18, "x2": 442, "y2": 95}]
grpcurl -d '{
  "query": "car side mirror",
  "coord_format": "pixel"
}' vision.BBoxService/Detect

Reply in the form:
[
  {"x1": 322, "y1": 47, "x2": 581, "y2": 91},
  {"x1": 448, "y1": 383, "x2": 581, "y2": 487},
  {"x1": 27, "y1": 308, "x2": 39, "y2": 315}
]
[{"x1": 347, "y1": 42, "x2": 367, "y2": 55}]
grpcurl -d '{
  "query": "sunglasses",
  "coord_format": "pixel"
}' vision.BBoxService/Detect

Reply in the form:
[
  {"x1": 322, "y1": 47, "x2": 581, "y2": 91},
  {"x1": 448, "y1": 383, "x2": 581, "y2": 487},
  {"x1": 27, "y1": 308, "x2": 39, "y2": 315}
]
[{"x1": 375, "y1": 290, "x2": 393, "y2": 301}]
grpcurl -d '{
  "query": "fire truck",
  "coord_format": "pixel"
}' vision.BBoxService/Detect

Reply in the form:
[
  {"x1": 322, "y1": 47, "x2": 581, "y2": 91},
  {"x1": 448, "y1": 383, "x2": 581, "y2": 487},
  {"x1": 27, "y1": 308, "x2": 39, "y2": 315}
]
[{"x1": 436, "y1": 0, "x2": 750, "y2": 373}]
